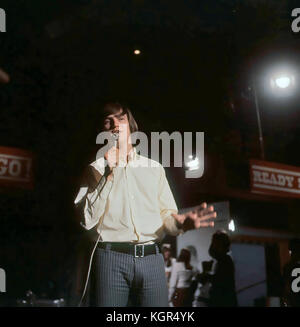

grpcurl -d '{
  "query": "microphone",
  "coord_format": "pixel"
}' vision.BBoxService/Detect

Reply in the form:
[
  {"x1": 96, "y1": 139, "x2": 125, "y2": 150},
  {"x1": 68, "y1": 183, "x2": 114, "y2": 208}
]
[
  {"x1": 111, "y1": 132, "x2": 119, "y2": 148},
  {"x1": 93, "y1": 132, "x2": 119, "y2": 192}
]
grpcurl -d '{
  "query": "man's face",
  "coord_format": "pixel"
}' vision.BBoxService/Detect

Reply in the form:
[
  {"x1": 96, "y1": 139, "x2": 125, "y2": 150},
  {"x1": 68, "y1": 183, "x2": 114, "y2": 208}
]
[
  {"x1": 163, "y1": 250, "x2": 171, "y2": 260},
  {"x1": 103, "y1": 109, "x2": 131, "y2": 144}
]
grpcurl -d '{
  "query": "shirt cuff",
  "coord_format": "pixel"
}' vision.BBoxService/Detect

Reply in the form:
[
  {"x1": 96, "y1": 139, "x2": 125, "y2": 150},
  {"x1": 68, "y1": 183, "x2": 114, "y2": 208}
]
[
  {"x1": 163, "y1": 212, "x2": 184, "y2": 236},
  {"x1": 175, "y1": 219, "x2": 183, "y2": 230}
]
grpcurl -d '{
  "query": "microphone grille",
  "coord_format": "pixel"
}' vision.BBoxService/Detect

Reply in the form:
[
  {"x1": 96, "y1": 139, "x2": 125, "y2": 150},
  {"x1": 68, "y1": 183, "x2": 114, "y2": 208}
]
[{"x1": 112, "y1": 132, "x2": 119, "y2": 141}]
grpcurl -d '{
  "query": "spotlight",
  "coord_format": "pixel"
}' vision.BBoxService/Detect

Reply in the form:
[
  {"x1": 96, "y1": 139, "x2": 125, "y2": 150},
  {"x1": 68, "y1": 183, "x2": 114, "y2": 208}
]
[
  {"x1": 228, "y1": 219, "x2": 235, "y2": 232},
  {"x1": 270, "y1": 74, "x2": 295, "y2": 90},
  {"x1": 185, "y1": 157, "x2": 200, "y2": 171},
  {"x1": 275, "y1": 76, "x2": 291, "y2": 89}
]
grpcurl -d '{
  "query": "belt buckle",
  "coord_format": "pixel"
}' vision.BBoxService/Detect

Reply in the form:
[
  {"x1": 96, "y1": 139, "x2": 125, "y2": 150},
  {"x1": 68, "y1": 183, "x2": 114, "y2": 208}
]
[{"x1": 134, "y1": 244, "x2": 144, "y2": 258}]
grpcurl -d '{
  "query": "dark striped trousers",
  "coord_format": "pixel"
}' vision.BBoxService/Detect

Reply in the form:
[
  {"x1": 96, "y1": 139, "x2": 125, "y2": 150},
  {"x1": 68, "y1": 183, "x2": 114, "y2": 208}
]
[{"x1": 90, "y1": 245, "x2": 169, "y2": 307}]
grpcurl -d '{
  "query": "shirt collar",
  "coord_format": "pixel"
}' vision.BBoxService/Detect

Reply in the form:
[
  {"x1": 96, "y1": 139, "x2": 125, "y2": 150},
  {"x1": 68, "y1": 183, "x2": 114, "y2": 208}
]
[
  {"x1": 128, "y1": 147, "x2": 137, "y2": 162},
  {"x1": 118, "y1": 147, "x2": 137, "y2": 167}
]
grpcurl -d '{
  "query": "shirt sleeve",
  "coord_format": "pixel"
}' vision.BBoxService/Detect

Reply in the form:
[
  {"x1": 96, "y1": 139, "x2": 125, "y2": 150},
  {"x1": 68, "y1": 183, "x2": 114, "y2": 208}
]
[
  {"x1": 74, "y1": 160, "x2": 113, "y2": 230},
  {"x1": 158, "y1": 165, "x2": 182, "y2": 236}
]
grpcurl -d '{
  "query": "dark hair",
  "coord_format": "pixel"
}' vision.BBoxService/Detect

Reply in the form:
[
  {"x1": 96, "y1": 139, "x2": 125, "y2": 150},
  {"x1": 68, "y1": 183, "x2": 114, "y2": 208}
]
[
  {"x1": 162, "y1": 246, "x2": 172, "y2": 267},
  {"x1": 162, "y1": 246, "x2": 171, "y2": 253},
  {"x1": 101, "y1": 102, "x2": 138, "y2": 133},
  {"x1": 177, "y1": 248, "x2": 192, "y2": 270},
  {"x1": 212, "y1": 230, "x2": 231, "y2": 253}
]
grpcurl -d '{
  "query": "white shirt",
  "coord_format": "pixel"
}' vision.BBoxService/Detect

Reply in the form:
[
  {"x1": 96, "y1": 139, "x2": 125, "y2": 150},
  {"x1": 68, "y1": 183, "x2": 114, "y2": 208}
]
[
  {"x1": 169, "y1": 262, "x2": 195, "y2": 300},
  {"x1": 74, "y1": 148, "x2": 182, "y2": 243},
  {"x1": 165, "y1": 258, "x2": 177, "y2": 274}
]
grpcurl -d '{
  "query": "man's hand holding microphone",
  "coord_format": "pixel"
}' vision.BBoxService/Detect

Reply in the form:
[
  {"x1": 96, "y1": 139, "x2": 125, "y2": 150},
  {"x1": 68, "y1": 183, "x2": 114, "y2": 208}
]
[{"x1": 104, "y1": 131, "x2": 120, "y2": 181}]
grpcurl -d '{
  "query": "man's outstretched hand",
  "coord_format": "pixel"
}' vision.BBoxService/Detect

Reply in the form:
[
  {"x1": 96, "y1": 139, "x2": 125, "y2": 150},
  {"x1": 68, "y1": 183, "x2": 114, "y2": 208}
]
[{"x1": 171, "y1": 202, "x2": 217, "y2": 232}]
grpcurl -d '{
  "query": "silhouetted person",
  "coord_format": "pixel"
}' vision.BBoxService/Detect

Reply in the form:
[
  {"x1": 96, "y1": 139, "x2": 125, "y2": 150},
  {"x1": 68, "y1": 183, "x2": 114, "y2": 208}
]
[
  {"x1": 196, "y1": 260, "x2": 213, "y2": 307},
  {"x1": 282, "y1": 238, "x2": 300, "y2": 307},
  {"x1": 199, "y1": 230, "x2": 237, "y2": 307}
]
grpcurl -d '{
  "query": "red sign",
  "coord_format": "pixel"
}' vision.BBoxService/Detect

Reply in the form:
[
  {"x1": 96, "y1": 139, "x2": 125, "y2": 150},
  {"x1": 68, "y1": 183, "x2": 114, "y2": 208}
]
[
  {"x1": 250, "y1": 159, "x2": 300, "y2": 199},
  {"x1": 0, "y1": 146, "x2": 34, "y2": 190}
]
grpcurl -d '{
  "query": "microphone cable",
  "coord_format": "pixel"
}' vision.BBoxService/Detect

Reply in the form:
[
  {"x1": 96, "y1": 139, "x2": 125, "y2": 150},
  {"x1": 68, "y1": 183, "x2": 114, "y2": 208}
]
[{"x1": 78, "y1": 133, "x2": 119, "y2": 306}]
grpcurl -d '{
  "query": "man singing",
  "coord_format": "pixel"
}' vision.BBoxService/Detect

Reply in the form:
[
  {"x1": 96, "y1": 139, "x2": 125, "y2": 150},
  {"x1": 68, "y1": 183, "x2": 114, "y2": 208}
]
[{"x1": 74, "y1": 102, "x2": 216, "y2": 307}]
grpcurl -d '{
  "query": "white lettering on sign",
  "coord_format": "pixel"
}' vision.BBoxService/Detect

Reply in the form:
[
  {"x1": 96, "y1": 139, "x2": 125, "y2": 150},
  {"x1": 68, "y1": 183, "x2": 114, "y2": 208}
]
[
  {"x1": 286, "y1": 176, "x2": 295, "y2": 188},
  {"x1": 253, "y1": 170, "x2": 295, "y2": 188},
  {"x1": 251, "y1": 162, "x2": 300, "y2": 198},
  {"x1": 0, "y1": 154, "x2": 32, "y2": 182},
  {"x1": 9, "y1": 159, "x2": 22, "y2": 177},
  {"x1": 0, "y1": 158, "x2": 8, "y2": 175}
]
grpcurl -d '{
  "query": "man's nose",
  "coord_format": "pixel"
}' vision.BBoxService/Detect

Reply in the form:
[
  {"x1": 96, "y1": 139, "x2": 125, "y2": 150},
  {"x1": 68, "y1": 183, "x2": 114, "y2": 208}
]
[{"x1": 112, "y1": 118, "x2": 119, "y2": 129}]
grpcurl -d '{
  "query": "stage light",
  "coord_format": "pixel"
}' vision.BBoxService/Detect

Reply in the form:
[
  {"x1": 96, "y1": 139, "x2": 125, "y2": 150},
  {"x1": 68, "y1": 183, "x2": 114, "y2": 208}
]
[
  {"x1": 267, "y1": 66, "x2": 296, "y2": 94},
  {"x1": 134, "y1": 49, "x2": 141, "y2": 55},
  {"x1": 270, "y1": 74, "x2": 295, "y2": 90},
  {"x1": 228, "y1": 219, "x2": 235, "y2": 232},
  {"x1": 185, "y1": 157, "x2": 200, "y2": 171},
  {"x1": 274, "y1": 76, "x2": 291, "y2": 89},
  {"x1": 252, "y1": 64, "x2": 297, "y2": 159}
]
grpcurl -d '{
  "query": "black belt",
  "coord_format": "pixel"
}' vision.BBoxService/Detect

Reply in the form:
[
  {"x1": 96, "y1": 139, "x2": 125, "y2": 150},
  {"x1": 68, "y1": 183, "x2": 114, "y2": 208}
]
[{"x1": 97, "y1": 242, "x2": 160, "y2": 257}]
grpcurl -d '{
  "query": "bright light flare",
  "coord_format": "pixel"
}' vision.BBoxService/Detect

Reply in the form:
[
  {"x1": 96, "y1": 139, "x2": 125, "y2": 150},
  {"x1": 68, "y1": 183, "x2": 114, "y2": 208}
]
[
  {"x1": 134, "y1": 49, "x2": 141, "y2": 55},
  {"x1": 228, "y1": 219, "x2": 235, "y2": 232},
  {"x1": 270, "y1": 75, "x2": 294, "y2": 90},
  {"x1": 275, "y1": 76, "x2": 291, "y2": 89},
  {"x1": 185, "y1": 157, "x2": 200, "y2": 171},
  {"x1": 268, "y1": 67, "x2": 296, "y2": 93}
]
